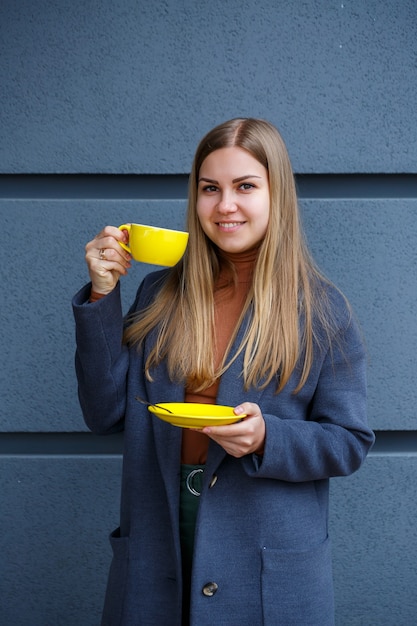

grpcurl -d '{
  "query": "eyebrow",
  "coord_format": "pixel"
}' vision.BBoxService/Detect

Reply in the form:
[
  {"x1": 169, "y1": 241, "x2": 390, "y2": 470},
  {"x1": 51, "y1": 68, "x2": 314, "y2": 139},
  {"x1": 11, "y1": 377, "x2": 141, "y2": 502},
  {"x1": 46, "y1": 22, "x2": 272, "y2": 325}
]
[{"x1": 198, "y1": 175, "x2": 262, "y2": 184}]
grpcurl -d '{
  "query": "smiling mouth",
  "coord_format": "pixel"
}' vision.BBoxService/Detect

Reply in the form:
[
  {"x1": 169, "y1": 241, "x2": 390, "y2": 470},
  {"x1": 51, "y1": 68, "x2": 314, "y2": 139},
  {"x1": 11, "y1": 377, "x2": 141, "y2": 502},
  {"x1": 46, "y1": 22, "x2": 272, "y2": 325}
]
[{"x1": 217, "y1": 222, "x2": 244, "y2": 229}]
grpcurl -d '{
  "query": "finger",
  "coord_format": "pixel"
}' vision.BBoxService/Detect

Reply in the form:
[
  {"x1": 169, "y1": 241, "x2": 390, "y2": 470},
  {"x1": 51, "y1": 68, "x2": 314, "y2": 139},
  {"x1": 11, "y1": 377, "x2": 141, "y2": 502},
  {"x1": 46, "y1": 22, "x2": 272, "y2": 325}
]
[
  {"x1": 86, "y1": 237, "x2": 131, "y2": 269},
  {"x1": 97, "y1": 225, "x2": 128, "y2": 242},
  {"x1": 86, "y1": 226, "x2": 130, "y2": 257},
  {"x1": 96, "y1": 244, "x2": 131, "y2": 266},
  {"x1": 96, "y1": 234, "x2": 131, "y2": 257},
  {"x1": 233, "y1": 402, "x2": 260, "y2": 417},
  {"x1": 202, "y1": 419, "x2": 247, "y2": 437},
  {"x1": 90, "y1": 255, "x2": 130, "y2": 279}
]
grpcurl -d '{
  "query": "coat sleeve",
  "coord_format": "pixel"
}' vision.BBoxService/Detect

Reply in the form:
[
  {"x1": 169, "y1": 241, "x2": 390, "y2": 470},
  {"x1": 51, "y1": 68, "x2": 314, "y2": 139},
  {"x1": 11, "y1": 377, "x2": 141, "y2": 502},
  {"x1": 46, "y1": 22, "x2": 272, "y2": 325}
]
[
  {"x1": 242, "y1": 304, "x2": 375, "y2": 482},
  {"x1": 72, "y1": 282, "x2": 129, "y2": 434},
  {"x1": 72, "y1": 271, "x2": 168, "y2": 434}
]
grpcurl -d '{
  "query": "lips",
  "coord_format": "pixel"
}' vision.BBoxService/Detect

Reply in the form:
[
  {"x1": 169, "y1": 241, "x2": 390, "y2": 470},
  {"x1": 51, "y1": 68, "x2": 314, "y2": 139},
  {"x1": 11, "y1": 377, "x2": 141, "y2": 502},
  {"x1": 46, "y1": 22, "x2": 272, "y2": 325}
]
[{"x1": 217, "y1": 222, "x2": 244, "y2": 229}]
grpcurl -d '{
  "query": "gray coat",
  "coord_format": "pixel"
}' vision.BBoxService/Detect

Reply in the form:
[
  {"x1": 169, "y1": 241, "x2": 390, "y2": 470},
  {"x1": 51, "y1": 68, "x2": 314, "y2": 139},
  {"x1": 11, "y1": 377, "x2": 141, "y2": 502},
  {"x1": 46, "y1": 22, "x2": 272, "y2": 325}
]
[{"x1": 73, "y1": 271, "x2": 374, "y2": 626}]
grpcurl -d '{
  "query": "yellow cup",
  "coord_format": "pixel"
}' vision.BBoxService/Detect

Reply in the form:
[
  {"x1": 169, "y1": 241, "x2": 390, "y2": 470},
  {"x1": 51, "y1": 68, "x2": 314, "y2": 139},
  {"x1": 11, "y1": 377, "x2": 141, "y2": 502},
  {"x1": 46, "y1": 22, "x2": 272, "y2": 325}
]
[{"x1": 118, "y1": 223, "x2": 189, "y2": 266}]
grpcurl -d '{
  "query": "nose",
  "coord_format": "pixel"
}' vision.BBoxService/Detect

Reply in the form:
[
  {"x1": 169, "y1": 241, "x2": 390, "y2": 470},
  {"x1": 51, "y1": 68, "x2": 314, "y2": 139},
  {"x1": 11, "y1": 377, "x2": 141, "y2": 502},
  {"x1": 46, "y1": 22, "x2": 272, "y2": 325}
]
[{"x1": 217, "y1": 190, "x2": 237, "y2": 213}]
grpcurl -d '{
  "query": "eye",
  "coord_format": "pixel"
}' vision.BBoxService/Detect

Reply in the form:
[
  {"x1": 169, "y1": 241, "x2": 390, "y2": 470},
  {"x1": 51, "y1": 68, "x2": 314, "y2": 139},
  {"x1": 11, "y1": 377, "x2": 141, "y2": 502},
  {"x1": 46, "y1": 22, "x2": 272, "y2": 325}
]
[
  {"x1": 201, "y1": 184, "x2": 218, "y2": 193},
  {"x1": 239, "y1": 182, "x2": 255, "y2": 191}
]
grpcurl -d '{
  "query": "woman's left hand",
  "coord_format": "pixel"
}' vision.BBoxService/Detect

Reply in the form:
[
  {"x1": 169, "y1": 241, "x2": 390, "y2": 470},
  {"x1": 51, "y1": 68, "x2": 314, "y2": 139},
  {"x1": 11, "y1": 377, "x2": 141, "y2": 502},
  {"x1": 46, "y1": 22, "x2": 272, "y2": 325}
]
[{"x1": 201, "y1": 402, "x2": 265, "y2": 458}]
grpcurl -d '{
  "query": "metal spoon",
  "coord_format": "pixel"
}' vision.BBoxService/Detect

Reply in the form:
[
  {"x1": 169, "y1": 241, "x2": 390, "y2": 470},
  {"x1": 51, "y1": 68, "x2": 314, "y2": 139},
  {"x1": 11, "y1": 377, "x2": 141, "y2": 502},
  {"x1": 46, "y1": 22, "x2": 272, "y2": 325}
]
[{"x1": 135, "y1": 395, "x2": 173, "y2": 414}]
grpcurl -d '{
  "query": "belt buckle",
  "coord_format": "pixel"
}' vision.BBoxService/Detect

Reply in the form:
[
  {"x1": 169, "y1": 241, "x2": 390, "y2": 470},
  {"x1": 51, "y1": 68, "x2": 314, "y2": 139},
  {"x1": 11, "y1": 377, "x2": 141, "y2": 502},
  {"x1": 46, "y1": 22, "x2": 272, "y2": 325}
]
[{"x1": 186, "y1": 468, "x2": 204, "y2": 496}]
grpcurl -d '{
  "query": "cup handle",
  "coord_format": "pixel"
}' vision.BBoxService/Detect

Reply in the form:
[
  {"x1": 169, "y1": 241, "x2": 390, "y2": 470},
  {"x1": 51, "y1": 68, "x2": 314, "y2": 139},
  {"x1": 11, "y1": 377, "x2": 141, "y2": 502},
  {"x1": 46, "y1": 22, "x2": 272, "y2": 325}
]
[{"x1": 118, "y1": 224, "x2": 131, "y2": 253}]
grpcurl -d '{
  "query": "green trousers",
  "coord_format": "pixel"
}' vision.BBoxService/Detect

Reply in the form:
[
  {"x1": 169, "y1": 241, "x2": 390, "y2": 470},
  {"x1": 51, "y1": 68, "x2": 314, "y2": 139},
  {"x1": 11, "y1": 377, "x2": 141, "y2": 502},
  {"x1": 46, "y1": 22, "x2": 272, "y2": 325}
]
[{"x1": 179, "y1": 464, "x2": 205, "y2": 625}]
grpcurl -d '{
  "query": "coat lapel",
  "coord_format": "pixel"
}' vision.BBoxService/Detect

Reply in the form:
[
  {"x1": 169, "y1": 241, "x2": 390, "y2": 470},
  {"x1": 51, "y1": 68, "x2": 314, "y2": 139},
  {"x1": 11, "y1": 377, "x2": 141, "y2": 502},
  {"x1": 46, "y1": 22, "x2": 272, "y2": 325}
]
[
  {"x1": 205, "y1": 316, "x2": 266, "y2": 476},
  {"x1": 147, "y1": 312, "x2": 266, "y2": 491},
  {"x1": 146, "y1": 376, "x2": 183, "y2": 538}
]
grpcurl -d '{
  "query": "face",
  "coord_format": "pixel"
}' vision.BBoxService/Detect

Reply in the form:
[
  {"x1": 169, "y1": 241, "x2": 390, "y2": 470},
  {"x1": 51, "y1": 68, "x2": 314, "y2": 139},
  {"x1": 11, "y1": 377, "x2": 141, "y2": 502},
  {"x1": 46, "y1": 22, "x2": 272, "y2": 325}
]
[{"x1": 196, "y1": 146, "x2": 270, "y2": 254}]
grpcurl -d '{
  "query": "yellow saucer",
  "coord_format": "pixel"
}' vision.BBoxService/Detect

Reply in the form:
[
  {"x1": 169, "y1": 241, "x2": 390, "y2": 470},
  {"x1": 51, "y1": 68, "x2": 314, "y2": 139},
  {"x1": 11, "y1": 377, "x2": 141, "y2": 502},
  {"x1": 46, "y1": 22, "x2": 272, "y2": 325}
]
[{"x1": 148, "y1": 402, "x2": 244, "y2": 429}]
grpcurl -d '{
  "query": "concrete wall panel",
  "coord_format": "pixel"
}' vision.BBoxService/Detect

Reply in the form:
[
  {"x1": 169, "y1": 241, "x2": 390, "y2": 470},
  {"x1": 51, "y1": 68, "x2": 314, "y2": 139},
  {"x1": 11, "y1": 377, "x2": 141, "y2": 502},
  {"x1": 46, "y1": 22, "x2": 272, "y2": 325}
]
[
  {"x1": 0, "y1": 456, "x2": 122, "y2": 626},
  {"x1": 1, "y1": 0, "x2": 416, "y2": 174},
  {"x1": 302, "y1": 199, "x2": 417, "y2": 430},
  {"x1": 331, "y1": 455, "x2": 417, "y2": 625}
]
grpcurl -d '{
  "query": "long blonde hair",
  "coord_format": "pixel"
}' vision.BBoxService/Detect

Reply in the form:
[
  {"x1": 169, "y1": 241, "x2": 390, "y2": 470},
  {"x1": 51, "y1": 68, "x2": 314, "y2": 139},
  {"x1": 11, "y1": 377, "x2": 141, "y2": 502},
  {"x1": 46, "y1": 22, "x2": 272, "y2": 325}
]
[{"x1": 124, "y1": 118, "x2": 335, "y2": 393}]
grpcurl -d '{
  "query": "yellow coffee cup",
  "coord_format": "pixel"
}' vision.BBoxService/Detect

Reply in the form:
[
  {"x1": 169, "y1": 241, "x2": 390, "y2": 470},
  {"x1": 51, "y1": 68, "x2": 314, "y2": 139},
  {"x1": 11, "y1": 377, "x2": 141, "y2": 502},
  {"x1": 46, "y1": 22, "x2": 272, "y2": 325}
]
[{"x1": 118, "y1": 223, "x2": 189, "y2": 266}]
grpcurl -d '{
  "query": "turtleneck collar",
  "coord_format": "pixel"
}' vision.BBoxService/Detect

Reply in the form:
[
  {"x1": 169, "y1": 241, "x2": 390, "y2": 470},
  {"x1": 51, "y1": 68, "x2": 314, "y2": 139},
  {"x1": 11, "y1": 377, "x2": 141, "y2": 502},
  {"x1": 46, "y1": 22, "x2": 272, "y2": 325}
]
[
  {"x1": 219, "y1": 246, "x2": 259, "y2": 263},
  {"x1": 216, "y1": 244, "x2": 260, "y2": 286}
]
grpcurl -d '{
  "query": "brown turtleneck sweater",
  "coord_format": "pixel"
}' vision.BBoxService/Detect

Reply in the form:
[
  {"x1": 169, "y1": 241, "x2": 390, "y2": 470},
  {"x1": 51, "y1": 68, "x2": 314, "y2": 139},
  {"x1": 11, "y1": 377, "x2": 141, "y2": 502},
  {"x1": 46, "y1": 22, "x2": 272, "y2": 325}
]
[{"x1": 181, "y1": 248, "x2": 257, "y2": 464}]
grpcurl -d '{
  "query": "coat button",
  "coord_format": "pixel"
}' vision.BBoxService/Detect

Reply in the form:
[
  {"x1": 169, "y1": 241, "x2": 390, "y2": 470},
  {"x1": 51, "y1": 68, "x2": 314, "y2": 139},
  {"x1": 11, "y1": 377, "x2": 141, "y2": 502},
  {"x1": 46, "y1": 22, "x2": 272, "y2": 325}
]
[
  {"x1": 209, "y1": 474, "x2": 218, "y2": 488},
  {"x1": 202, "y1": 582, "x2": 218, "y2": 597}
]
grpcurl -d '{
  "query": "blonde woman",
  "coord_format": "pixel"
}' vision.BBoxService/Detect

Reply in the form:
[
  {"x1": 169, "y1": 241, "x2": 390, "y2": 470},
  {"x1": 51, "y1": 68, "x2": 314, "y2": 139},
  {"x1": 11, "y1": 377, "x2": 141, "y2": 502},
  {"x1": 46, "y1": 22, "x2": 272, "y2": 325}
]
[{"x1": 73, "y1": 118, "x2": 374, "y2": 626}]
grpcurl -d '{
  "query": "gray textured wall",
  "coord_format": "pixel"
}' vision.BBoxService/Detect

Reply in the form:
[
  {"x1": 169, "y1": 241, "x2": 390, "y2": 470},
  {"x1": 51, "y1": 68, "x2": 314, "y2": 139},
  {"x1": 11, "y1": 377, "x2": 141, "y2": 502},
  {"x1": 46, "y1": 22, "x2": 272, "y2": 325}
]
[{"x1": 1, "y1": 2, "x2": 416, "y2": 624}]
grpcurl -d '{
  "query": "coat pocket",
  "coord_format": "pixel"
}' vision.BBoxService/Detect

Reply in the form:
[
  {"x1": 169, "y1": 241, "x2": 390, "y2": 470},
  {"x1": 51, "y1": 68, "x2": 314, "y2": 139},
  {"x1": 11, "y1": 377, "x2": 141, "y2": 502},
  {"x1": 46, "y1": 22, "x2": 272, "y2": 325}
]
[
  {"x1": 261, "y1": 536, "x2": 334, "y2": 626},
  {"x1": 101, "y1": 527, "x2": 130, "y2": 626}
]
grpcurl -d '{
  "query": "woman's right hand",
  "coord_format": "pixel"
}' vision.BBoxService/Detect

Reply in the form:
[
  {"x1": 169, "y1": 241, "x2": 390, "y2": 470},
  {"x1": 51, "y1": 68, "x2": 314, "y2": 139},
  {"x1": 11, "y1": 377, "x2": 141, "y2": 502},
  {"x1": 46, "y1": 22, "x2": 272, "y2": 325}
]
[{"x1": 85, "y1": 225, "x2": 132, "y2": 295}]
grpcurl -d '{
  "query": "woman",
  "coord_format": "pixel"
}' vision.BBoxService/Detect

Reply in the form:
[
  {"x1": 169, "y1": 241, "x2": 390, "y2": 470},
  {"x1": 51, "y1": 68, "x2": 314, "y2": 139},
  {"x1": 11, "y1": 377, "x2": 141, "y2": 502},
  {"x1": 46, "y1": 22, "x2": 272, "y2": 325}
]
[{"x1": 73, "y1": 118, "x2": 374, "y2": 625}]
